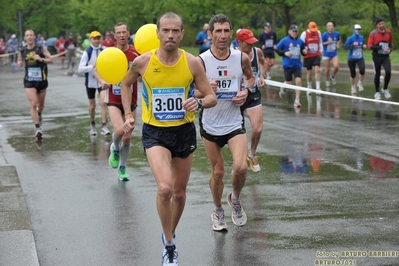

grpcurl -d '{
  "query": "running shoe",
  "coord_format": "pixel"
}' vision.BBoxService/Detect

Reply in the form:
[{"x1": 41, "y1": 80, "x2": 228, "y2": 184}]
[
  {"x1": 211, "y1": 210, "x2": 228, "y2": 231},
  {"x1": 90, "y1": 124, "x2": 97, "y2": 136},
  {"x1": 109, "y1": 143, "x2": 120, "y2": 169},
  {"x1": 101, "y1": 125, "x2": 111, "y2": 135},
  {"x1": 247, "y1": 155, "x2": 261, "y2": 172},
  {"x1": 325, "y1": 80, "x2": 331, "y2": 87},
  {"x1": 330, "y1": 76, "x2": 336, "y2": 85},
  {"x1": 351, "y1": 85, "x2": 357, "y2": 95},
  {"x1": 35, "y1": 128, "x2": 43, "y2": 140},
  {"x1": 294, "y1": 98, "x2": 301, "y2": 108},
  {"x1": 279, "y1": 87, "x2": 286, "y2": 98},
  {"x1": 306, "y1": 85, "x2": 312, "y2": 96},
  {"x1": 382, "y1": 88, "x2": 391, "y2": 99},
  {"x1": 162, "y1": 245, "x2": 178, "y2": 266},
  {"x1": 227, "y1": 192, "x2": 247, "y2": 226},
  {"x1": 374, "y1": 92, "x2": 381, "y2": 100},
  {"x1": 357, "y1": 81, "x2": 364, "y2": 92},
  {"x1": 118, "y1": 166, "x2": 129, "y2": 181}
]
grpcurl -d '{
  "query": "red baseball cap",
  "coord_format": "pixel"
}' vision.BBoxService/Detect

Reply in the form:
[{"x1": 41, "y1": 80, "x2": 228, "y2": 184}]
[{"x1": 236, "y1": 29, "x2": 258, "y2": 44}]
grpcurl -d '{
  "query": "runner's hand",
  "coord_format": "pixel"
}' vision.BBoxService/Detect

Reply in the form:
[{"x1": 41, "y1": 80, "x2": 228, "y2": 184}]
[{"x1": 123, "y1": 118, "x2": 135, "y2": 133}]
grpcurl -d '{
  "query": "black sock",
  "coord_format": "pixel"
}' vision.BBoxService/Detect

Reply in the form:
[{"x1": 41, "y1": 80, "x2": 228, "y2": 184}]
[{"x1": 35, "y1": 124, "x2": 40, "y2": 128}]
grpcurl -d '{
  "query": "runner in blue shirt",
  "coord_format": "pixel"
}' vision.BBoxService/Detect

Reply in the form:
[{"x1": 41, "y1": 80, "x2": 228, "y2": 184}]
[
  {"x1": 275, "y1": 25, "x2": 308, "y2": 108},
  {"x1": 344, "y1": 24, "x2": 367, "y2": 95},
  {"x1": 195, "y1": 23, "x2": 211, "y2": 54},
  {"x1": 322, "y1": 22, "x2": 341, "y2": 87}
]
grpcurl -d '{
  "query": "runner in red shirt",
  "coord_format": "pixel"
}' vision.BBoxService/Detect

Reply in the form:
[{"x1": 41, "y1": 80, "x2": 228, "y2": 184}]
[
  {"x1": 95, "y1": 22, "x2": 139, "y2": 181},
  {"x1": 300, "y1": 21, "x2": 323, "y2": 93},
  {"x1": 102, "y1": 31, "x2": 115, "y2": 47},
  {"x1": 55, "y1": 35, "x2": 66, "y2": 68}
]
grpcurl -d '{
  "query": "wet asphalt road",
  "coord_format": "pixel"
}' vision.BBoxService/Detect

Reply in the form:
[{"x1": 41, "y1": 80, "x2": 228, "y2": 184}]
[{"x1": 0, "y1": 61, "x2": 399, "y2": 266}]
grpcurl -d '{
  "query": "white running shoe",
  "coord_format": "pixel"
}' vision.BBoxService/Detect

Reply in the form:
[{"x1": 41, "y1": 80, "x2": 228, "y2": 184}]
[
  {"x1": 325, "y1": 80, "x2": 331, "y2": 87},
  {"x1": 90, "y1": 124, "x2": 97, "y2": 135},
  {"x1": 382, "y1": 88, "x2": 391, "y2": 99},
  {"x1": 374, "y1": 92, "x2": 381, "y2": 100},
  {"x1": 294, "y1": 98, "x2": 301, "y2": 108},
  {"x1": 351, "y1": 85, "x2": 357, "y2": 95},
  {"x1": 101, "y1": 125, "x2": 111, "y2": 135},
  {"x1": 279, "y1": 87, "x2": 286, "y2": 98},
  {"x1": 247, "y1": 155, "x2": 261, "y2": 172},
  {"x1": 330, "y1": 76, "x2": 336, "y2": 85},
  {"x1": 162, "y1": 245, "x2": 178, "y2": 266},
  {"x1": 211, "y1": 210, "x2": 228, "y2": 231},
  {"x1": 35, "y1": 128, "x2": 43, "y2": 140},
  {"x1": 357, "y1": 81, "x2": 364, "y2": 92},
  {"x1": 227, "y1": 192, "x2": 247, "y2": 226},
  {"x1": 306, "y1": 85, "x2": 312, "y2": 96}
]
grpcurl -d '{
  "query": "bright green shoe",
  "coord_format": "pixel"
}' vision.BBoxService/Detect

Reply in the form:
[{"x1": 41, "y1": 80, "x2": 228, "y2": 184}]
[
  {"x1": 109, "y1": 143, "x2": 120, "y2": 169},
  {"x1": 118, "y1": 166, "x2": 129, "y2": 181}
]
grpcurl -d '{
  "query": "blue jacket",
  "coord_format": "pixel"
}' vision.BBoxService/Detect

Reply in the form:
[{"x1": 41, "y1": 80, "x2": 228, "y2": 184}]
[
  {"x1": 344, "y1": 31, "x2": 364, "y2": 60},
  {"x1": 275, "y1": 35, "x2": 306, "y2": 68},
  {"x1": 196, "y1": 31, "x2": 211, "y2": 52}
]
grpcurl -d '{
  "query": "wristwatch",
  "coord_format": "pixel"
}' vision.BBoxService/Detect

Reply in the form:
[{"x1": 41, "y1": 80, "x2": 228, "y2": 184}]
[{"x1": 195, "y1": 98, "x2": 203, "y2": 110}]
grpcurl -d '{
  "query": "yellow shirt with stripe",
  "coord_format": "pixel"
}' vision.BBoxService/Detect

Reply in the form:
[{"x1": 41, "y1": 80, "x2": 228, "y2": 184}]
[{"x1": 141, "y1": 49, "x2": 195, "y2": 127}]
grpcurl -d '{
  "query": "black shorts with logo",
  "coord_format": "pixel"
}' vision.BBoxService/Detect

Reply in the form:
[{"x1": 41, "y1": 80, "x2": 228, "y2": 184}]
[
  {"x1": 23, "y1": 80, "x2": 48, "y2": 93},
  {"x1": 200, "y1": 127, "x2": 246, "y2": 148},
  {"x1": 142, "y1": 122, "x2": 197, "y2": 158},
  {"x1": 303, "y1": 56, "x2": 321, "y2": 70},
  {"x1": 241, "y1": 88, "x2": 261, "y2": 111}
]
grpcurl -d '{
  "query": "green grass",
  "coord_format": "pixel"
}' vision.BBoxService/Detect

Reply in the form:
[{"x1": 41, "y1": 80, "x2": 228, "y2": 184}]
[{"x1": 181, "y1": 46, "x2": 399, "y2": 65}]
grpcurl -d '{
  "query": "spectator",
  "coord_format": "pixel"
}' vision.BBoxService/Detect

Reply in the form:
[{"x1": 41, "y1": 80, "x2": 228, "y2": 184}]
[
  {"x1": 195, "y1": 23, "x2": 211, "y2": 54},
  {"x1": 102, "y1": 31, "x2": 115, "y2": 47}
]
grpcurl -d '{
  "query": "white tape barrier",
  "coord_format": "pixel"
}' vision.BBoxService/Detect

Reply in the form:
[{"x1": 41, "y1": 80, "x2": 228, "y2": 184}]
[
  {"x1": 0, "y1": 51, "x2": 18, "y2": 58},
  {"x1": 0, "y1": 48, "x2": 82, "y2": 59},
  {"x1": 266, "y1": 79, "x2": 399, "y2": 106}
]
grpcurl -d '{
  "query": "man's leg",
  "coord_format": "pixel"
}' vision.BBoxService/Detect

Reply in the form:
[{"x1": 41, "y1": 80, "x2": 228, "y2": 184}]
[
  {"x1": 245, "y1": 106, "x2": 263, "y2": 161},
  {"x1": 145, "y1": 146, "x2": 192, "y2": 242},
  {"x1": 332, "y1": 55, "x2": 339, "y2": 78}
]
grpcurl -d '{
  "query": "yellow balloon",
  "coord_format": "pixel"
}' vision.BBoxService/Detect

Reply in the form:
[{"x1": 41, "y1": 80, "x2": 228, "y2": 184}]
[
  {"x1": 96, "y1": 47, "x2": 128, "y2": 84},
  {"x1": 134, "y1": 24, "x2": 160, "y2": 54}
]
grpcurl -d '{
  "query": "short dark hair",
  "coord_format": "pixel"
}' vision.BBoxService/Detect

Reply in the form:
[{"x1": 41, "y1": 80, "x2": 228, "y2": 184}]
[
  {"x1": 114, "y1": 22, "x2": 130, "y2": 32},
  {"x1": 157, "y1": 12, "x2": 184, "y2": 30},
  {"x1": 209, "y1": 14, "x2": 232, "y2": 32}
]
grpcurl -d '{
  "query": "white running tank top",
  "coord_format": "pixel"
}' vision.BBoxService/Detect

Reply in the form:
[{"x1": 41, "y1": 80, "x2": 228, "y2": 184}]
[{"x1": 199, "y1": 48, "x2": 244, "y2": 136}]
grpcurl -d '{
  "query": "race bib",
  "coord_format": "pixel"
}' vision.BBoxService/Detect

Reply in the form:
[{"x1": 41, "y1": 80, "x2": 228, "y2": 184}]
[
  {"x1": 152, "y1": 87, "x2": 185, "y2": 121},
  {"x1": 289, "y1": 46, "x2": 300, "y2": 59},
  {"x1": 27, "y1": 67, "x2": 42, "y2": 81},
  {"x1": 378, "y1": 42, "x2": 389, "y2": 55},
  {"x1": 112, "y1": 82, "x2": 132, "y2": 95},
  {"x1": 308, "y1": 43, "x2": 318, "y2": 54},
  {"x1": 327, "y1": 42, "x2": 336, "y2": 52},
  {"x1": 68, "y1": 44, "x2": 75, "y2": 50},
  {"x1": 112, "y1": 83, "x2": 121, "y2": 95},
  {"x1": 265, "y1": 39, "x2": 273, "y2": 48},
  {"x1": 215, "y1": 76, "x2": 239, "y2": 100},
  {"x1": 352, "y1": 47, "x2": 362, "y2": 58},
  {"x1": 242, "y1": 72, "x2": 258, "y2": 93}
]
